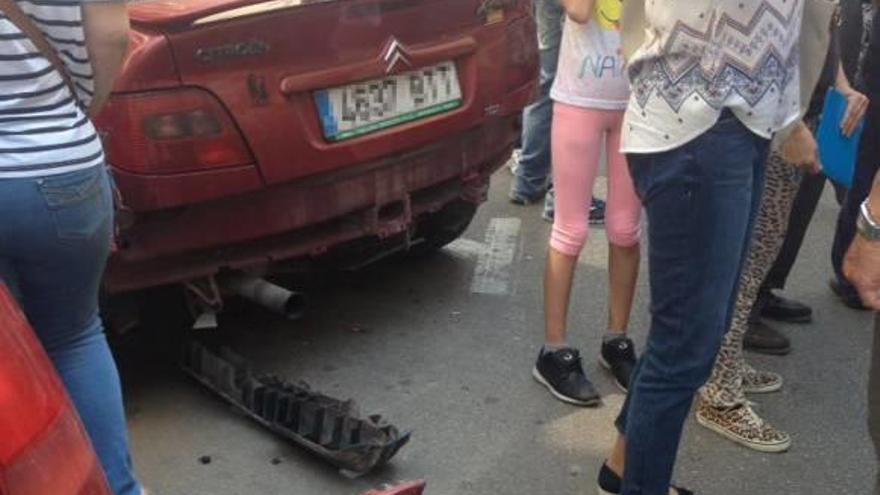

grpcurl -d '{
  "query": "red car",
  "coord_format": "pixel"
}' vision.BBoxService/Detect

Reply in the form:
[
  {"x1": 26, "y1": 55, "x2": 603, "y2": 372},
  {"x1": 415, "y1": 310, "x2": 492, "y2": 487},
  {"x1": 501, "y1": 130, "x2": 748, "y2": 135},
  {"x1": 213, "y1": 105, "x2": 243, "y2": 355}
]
[
  {"x1": 0, "y1": 285, "x2": 111, "y2": 495},
  {"x1": 96, "y1": 0, "x2": 537, "y2": 298}
]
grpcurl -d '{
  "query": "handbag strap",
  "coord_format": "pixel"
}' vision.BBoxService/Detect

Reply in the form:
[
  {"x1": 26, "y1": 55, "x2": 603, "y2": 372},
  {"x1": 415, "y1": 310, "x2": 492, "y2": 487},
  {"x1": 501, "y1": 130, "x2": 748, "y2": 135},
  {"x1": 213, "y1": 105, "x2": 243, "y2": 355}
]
[{"x1": 0, "y1": 0, "x2": 79, "y2": 102}]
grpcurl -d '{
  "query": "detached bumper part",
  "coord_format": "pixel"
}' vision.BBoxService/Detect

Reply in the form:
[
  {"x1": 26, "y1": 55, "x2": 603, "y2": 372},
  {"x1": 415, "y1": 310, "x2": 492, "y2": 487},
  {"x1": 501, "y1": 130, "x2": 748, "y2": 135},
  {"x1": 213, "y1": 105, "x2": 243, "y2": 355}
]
[
  {"x1": 362, "y1": 481, "x2": 427, "y2": 495},
  {"x1": 182, "y1": 341, "x2": 411, "y2": 475}
]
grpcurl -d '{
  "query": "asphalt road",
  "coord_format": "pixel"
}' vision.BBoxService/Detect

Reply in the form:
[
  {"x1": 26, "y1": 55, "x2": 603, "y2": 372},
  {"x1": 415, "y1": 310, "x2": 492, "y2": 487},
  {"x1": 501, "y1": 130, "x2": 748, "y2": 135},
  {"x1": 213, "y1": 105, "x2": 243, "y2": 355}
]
[{"x1": 121, "y1": 168, "x2": 877, "y2": 495}]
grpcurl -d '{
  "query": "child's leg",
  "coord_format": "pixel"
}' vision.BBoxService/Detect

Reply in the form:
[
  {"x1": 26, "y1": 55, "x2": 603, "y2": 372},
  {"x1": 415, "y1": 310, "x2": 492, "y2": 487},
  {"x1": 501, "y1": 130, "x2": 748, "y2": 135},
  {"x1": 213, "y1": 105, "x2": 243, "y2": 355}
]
[
  {"x1": 605, "y1": 112, "x2": 642, "y2": 334},
  {"x1": 545, "y1": 103, "x2": 604, "y2": 346}
]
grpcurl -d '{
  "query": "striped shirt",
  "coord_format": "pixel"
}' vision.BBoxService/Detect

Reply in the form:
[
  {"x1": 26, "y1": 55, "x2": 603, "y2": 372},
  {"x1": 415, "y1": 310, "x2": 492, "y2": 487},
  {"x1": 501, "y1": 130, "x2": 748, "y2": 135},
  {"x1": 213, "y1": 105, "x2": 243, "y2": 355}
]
[{"x1": 0, "y1": 0, "x2": 107, "y2": 179}]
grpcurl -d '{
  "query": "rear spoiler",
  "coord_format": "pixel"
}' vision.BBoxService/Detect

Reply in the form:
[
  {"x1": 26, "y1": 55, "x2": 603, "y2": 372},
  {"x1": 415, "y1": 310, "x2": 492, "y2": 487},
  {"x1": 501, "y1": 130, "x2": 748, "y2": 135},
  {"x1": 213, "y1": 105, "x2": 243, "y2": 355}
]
[{"x1": 129, "y1": 0, "x2": 337, "y2": 31}]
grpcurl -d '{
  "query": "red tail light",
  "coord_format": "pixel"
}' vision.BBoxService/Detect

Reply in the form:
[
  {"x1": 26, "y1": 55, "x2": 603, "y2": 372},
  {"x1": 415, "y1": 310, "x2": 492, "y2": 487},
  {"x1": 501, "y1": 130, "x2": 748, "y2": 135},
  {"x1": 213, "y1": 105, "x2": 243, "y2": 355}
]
[
  {"x1": 95, "y1": 88, "x2": 254, "y2": 175},
  {"x1": 0, "y1": 285, "x2": 111, "y2": 495}
]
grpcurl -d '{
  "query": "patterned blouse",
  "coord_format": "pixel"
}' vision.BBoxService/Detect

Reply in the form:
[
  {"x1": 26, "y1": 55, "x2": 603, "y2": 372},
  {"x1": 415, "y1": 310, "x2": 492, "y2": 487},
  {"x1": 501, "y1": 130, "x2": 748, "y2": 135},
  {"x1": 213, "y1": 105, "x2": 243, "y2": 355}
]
[{"x1": 621, "y1": 0, "x2": 805, "y2": 153}]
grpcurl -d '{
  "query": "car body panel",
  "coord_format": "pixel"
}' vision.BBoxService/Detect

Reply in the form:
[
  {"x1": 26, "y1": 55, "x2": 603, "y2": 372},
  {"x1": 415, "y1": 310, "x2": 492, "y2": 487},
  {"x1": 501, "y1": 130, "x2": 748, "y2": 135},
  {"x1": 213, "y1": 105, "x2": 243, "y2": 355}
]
[{"x1": 99, "y1": 0, "x2": 537, "y2": 293}]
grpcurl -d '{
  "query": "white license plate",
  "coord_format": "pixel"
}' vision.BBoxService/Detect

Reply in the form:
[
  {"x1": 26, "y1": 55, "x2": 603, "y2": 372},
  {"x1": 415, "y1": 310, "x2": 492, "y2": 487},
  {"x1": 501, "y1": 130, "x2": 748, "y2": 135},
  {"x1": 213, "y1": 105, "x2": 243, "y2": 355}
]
[{"x1": 315, "y1": 61, "x2": 462, "y2": 142}]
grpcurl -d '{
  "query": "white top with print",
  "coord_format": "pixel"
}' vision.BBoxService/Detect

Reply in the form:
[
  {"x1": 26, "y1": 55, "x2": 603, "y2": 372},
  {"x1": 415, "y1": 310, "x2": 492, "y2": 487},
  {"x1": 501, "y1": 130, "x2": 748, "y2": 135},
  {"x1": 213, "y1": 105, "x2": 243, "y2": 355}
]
[
  {"x1": 621, "y1": 0, "x2": 804, "y2": 153},
  {"x1": 551, "y1": 0, "x2": 629, "y2": 111}
]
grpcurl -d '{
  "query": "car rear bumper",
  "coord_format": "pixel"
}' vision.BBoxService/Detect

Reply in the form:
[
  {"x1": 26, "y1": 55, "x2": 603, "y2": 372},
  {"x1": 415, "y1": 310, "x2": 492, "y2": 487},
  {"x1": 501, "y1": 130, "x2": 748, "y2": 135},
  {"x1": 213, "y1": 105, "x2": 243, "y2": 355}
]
[{"x1": 105, "y1": 114, "x2": 520, "y2": 293}]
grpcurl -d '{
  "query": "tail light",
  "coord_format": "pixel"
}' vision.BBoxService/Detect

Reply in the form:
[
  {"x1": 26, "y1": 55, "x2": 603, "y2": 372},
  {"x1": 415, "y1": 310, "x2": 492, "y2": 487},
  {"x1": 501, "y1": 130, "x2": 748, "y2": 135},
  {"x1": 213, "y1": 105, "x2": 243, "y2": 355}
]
[
  {"x1": 0, "y1": 285, "x2": 111, "y2": 495},
  {"x1": 504, "y1": 15, "x2": 539, "y2": 93},
  {"x1": 95, "y1": 88, "x2": 254, "y2": 175}
]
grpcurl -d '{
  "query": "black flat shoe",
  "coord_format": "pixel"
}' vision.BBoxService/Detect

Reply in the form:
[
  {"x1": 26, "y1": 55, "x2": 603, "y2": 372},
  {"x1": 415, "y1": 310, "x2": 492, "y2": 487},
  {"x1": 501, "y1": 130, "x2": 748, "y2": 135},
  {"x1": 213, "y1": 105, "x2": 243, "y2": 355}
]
[
  {"x1": 760, "y1": 291, "x2": 812, "y2": 323},
  {"x1": 597, "y1": 463, "x2": 694, "y2": 495},
  {"x1": 743, "y1": 320, "x2": 791, "y2": 356}
]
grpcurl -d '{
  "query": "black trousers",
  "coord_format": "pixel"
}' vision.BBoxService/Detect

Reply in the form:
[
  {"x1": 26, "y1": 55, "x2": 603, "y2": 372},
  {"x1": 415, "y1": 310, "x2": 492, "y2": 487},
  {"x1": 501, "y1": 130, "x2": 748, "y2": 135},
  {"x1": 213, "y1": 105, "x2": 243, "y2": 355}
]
[{"x1": 762, "y1": 173, "x2": 840, "y2": 292}]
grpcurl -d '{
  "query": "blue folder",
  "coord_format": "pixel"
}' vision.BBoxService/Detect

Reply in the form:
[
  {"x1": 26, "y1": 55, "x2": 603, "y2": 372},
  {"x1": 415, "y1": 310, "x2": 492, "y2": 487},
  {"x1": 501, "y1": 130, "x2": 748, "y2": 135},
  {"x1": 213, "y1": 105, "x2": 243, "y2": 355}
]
[{"x1": 818, "y1": 88, "x2": 865, "y2": 188}]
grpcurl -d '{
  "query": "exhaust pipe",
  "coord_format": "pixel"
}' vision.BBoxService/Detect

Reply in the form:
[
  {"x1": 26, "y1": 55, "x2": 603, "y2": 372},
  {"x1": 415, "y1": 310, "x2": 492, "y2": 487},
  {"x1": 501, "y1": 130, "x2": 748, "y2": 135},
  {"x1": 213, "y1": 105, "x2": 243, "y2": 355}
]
[{"x1": 221, "y1": 274, "x2": 306, "y2": 320}]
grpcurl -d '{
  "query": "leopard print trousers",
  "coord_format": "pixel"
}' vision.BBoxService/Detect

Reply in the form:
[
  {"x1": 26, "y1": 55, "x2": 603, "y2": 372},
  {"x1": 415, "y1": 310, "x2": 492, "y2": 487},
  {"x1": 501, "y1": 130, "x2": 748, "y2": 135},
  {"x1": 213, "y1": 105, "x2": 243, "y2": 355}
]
[{"x1": 701, "y1": 118, "x2": 819, "y2": 408}]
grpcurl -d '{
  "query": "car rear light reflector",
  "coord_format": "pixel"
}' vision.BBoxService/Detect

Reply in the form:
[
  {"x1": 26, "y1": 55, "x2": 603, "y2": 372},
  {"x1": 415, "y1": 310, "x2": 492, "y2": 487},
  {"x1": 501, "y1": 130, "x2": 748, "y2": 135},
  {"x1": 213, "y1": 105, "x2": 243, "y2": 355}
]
[
  {"x1": 145, "y1": 109, "x2": 223, "y2": 140},
  {"x1": 95, "y1": 88, "x2": 254, "y2": 175},
  {"x1": 0, "y1": 285, "x2": 111, "y2": 495},
  {"x1": 3, "y1": 412, "x2": 110, "y2": 495}
]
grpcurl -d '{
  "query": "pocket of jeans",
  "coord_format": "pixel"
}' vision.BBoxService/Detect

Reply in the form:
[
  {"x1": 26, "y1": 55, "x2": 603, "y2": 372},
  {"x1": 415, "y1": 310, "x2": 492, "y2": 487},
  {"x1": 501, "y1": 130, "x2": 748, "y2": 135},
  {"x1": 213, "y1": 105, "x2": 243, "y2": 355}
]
[
  {"x1": 37, "y1": 167, "x2": 112, "y2": 241},
  {"x1": 626, "y1": 153, "x2": 653, "y2": 202}
]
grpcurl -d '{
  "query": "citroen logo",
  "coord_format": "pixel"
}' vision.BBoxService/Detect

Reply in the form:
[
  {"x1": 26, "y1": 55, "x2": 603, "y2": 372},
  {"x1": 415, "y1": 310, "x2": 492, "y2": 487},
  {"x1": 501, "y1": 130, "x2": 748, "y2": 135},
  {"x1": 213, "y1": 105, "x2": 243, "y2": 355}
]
[{"x1": 382, "y1": 38, "x2": 412, "y2": 75}]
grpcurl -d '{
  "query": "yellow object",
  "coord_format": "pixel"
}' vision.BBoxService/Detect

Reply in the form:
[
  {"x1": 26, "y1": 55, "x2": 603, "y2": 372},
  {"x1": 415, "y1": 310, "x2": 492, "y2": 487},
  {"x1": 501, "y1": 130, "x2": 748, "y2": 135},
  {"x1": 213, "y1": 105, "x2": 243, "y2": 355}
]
[
  {"x1": 594, "y1": 0, "x2": 622, "y2": 31},
  {"x1": 486, "y1": 6, "x2": 504, "y2": 25}
]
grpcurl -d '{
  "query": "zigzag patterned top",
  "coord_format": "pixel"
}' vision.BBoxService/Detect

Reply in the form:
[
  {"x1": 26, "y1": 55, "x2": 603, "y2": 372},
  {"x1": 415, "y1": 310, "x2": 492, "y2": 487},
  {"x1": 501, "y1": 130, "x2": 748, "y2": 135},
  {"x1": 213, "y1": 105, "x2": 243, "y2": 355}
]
[{"x1": 622, "y1": 0, "x2": 804, "y2": 153}]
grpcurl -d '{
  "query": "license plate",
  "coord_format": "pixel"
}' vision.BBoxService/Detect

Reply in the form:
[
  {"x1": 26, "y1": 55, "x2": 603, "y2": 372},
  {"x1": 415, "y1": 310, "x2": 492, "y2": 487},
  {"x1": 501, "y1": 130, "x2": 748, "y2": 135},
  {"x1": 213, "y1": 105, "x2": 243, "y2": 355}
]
[{"x1": 315, "y1": 61, "x2": 462, "y2": 142}]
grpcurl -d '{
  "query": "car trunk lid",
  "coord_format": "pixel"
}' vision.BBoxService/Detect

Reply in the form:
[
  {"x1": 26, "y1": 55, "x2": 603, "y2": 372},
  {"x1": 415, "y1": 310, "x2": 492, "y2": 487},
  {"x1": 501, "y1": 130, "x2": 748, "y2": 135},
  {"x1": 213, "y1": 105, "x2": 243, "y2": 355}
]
[{"x1": 127, "y1": 0, "x2": 518, "y2": 185}]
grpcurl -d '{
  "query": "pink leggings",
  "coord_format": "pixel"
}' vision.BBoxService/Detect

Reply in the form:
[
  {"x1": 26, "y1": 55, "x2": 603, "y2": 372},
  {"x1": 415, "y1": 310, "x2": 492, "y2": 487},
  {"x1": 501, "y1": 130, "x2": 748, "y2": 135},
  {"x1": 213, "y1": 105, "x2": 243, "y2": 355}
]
[{"x1": 550, "y1": 102, "x2": 641, "y2": 256}]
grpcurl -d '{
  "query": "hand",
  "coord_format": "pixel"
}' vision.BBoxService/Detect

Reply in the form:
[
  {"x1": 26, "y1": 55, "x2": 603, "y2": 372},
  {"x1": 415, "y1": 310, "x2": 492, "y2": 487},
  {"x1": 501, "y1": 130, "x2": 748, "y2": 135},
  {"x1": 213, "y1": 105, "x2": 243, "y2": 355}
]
[
  {"x1": 839, "y1": 87, "x2": 869, "y2": 138},
  {"x1": 844, "y1": 235, "x2": 880, "y2": 309},
  {"x1": 780, "y1": 122, "x2": 822, "y2": 174}
]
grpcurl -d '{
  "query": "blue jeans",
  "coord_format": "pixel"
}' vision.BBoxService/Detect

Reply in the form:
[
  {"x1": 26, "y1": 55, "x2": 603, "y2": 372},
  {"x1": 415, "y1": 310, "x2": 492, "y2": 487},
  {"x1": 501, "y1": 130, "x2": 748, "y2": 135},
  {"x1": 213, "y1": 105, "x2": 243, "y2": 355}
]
[
  {"x1": 615, "y1": 113, "x2": 769, "y2": 495},
  {"x1": 510, "y1": 0, "x2": 562, "y2": 213},
  {"x1": 832, "y1": 95, "x2": 880, "y2": 297},
  {"x1": 0, "y1": 166, "x2": 142, "y2": 495}
]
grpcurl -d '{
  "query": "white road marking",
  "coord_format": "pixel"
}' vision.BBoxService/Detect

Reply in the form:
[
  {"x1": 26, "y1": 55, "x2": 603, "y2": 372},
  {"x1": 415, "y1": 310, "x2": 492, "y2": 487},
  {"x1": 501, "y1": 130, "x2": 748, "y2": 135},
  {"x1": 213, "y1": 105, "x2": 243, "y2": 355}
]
[
  {"x1": 445, "y1": 238, "x2": 488, "y2": 259},
  {"x1": 470, "y1": 217, "x2": 522, "y2": 295}
]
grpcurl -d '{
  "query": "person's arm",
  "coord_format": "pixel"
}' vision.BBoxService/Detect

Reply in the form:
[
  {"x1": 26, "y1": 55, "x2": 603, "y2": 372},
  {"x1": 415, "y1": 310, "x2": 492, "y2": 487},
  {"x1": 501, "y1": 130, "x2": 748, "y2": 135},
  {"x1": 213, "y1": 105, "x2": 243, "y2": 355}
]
[
  {"x1": 83, "y1": 2, "x2": 130, "y2": 117},
  {"x1": 844, "y1": 172, "x2": 880, "y2": 309},
  {"x1": 836, "y1": 63, "x2": 870, "y2": 136},
  {"x1": 561, "y1": 0, "x2": 596, "y2": 24},
  {"x1": 781, "y1": 121, "x2": 822, "y2": 174}
]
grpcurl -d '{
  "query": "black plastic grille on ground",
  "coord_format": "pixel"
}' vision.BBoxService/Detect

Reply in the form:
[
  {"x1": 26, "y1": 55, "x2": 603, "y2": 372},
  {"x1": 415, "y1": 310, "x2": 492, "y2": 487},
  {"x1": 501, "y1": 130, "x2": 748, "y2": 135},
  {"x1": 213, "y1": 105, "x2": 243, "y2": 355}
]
[{"x1": 182, "y1": 341, "x2": 411, "y2": 476}]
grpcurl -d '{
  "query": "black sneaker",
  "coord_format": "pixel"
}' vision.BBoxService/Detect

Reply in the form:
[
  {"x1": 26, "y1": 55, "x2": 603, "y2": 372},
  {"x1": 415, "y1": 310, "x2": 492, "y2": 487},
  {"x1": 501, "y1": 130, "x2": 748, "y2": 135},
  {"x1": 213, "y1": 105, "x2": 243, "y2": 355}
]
[
  {"x1": 597, "y1": 463, "x2": 694, "y2": 495},
  {"x1": 743, "y1": 320, "x2": 791, "y2": 356},
  {"x1": 590, "y1": 198, "x2": 606, "y2": 225},
  {"x1": 760, "y1": 290, "x2": 813, "y2": 323},
  {"x1": 600, "y1": 336, "x2": 637, "y2": 392},
  {"x1": 533, "y1": 347, "x2": 600, "y2": 406}
]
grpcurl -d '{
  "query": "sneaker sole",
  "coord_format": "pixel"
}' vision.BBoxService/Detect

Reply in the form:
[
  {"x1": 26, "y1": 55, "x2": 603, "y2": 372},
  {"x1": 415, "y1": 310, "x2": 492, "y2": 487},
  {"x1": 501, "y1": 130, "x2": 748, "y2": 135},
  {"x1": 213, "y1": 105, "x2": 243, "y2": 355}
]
[
  {"x1": 761, "y1": 313, "x2": 813, "y2": 324},
  {"x1": 532, "y1": 367, "x2": 601, "y2": 407},
  {"x1": 695, "y1": 412, "x2": 791, "y2": 453},
  {"x1": 743, "y1": 380, "x2": 783, "y2": 394},
  {"x1": 743, "y1": 345, "x2": 791, "y2": 356},
  {"x1": 598, "y1": 355, "x2": 629, "y2": 394}
]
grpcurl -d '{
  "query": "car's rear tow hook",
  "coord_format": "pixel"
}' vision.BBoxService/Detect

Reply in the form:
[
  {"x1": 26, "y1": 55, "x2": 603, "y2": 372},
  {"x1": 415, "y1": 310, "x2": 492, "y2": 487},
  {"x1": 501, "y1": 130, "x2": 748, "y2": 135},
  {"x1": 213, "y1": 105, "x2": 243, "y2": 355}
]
[{"x1": 221, "y1": 273, "x2": 307, "y2": 321}]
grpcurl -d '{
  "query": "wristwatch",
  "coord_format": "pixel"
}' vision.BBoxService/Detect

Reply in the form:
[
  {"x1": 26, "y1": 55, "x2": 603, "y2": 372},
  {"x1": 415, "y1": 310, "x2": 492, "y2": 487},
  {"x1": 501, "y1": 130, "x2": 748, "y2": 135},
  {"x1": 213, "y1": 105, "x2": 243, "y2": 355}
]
[{"x1": 857, "y1": 199, "x2": 880, "y2": 241}]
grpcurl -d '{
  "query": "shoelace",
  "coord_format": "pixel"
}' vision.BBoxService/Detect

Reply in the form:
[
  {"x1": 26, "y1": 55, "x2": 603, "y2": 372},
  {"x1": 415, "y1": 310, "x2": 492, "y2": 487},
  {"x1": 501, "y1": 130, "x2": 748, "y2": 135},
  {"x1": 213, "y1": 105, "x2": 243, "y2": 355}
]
[
  {"x1": 739, "y1": 403, "x2": 766, "y2": 429},
  {"x1": 556, "y1": 350, "x2": 584, "y2": 375}
]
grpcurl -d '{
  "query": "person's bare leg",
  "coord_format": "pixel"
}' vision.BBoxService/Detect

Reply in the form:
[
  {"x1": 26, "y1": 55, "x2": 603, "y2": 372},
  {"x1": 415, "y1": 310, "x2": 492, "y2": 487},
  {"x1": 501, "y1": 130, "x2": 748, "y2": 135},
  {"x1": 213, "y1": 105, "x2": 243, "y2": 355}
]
[
  {"x1": 545, "y1": 247, "x2": 579, "y2": 346},
  {"x1": 608, "y1": 243, "x2": 640, "y2": 333},
  {"x1": 607, "y1": 434, "x2": 626, "y2": 476}
]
